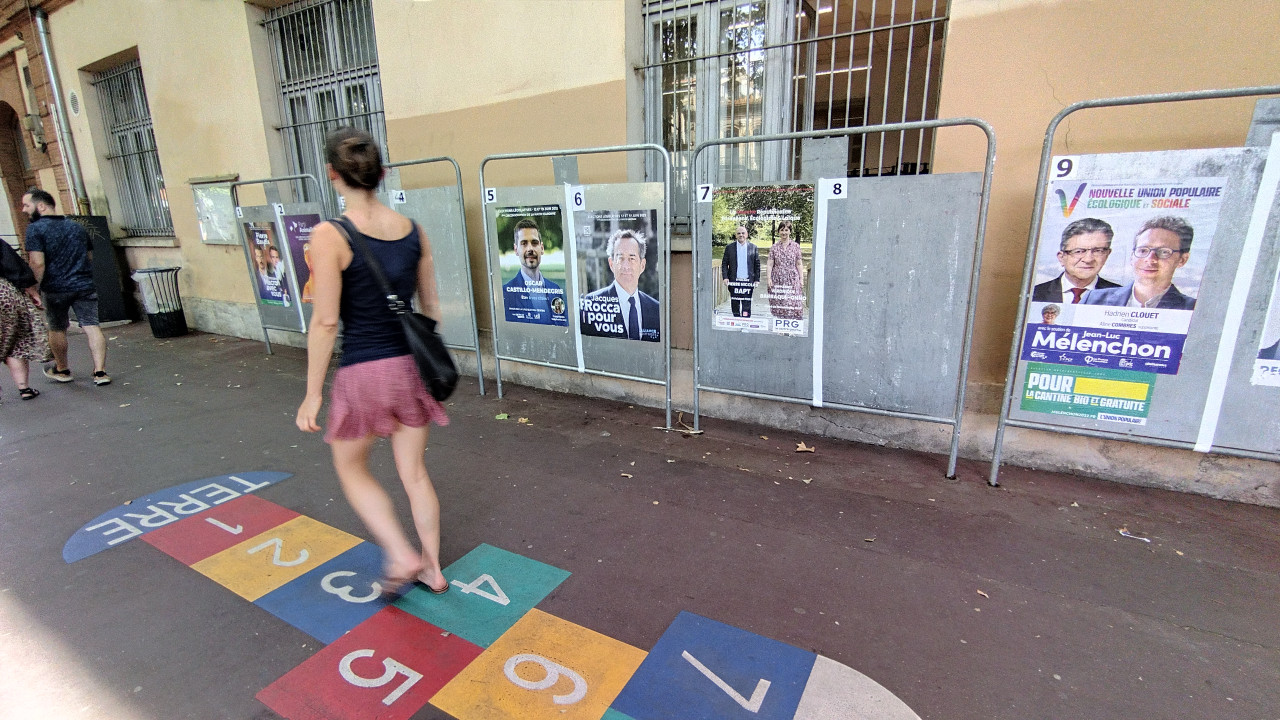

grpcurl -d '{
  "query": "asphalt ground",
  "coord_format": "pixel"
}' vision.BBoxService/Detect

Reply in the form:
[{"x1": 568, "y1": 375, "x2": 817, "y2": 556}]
[{"x1": 1, "y1": 321, "x2": 1278, "y2": 719}]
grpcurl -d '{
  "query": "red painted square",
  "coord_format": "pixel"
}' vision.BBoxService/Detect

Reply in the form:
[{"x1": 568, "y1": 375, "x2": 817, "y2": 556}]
[
  {"x1": 256, "y1": 606, "x2": 482, "y2": 720},
  {"x1": 142, "y1": 494, "x2": 299, "y2": 566}
]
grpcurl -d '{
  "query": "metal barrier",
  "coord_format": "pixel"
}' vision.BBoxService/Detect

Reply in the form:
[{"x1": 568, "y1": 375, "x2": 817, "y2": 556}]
[
  {"x1": 691, "y1": 118, "x2": 996, "y2": 477},
  {"x1": 479, "y1": 144, "x2": 674, "y2": 429},
  {"x1": 231, "y1": 174, "x2": 324, "y2": 353},
  {"x1": 990, "y1": 85, "x2": 1280, "y2": 486},
  {"x1": 382, "y1": 156, "x2": 486, "y2": 395}
]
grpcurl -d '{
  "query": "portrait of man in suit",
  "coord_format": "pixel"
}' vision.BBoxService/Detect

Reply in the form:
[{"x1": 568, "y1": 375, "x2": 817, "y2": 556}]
[
  {"x1": 1084, "y1": 216, "x2": 1197, "y2": 310},
  {"x1": 502, "y1": 217, "x2": 566, "y2": 326},
  {"x1": 1031, "y1": 217, "x2": 1119, "y2": 304},
  {"x1": 579, "y1": 229, "x2": 660, "y2": 341},
  {"x1": 721, "y1": 225, "x2": 760, "y2": 317}
]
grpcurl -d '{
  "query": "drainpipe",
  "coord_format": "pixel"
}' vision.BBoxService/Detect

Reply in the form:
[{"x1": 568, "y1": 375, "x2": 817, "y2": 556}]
[{"x1": 33, "y1": 8, "x2": 89, "y2": 215}]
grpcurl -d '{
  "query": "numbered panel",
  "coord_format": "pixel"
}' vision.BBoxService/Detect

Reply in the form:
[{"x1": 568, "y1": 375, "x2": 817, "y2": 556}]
[
  {"x1": 395, "y1": 543, "x2": 570, "y2": 647},
  {"x1": 431, "y1": 608, "x2": 646, "y2": 720},
  {"x1": 142, "y1": 494, "x2": 299, "y2": 566},
  {"x1": 191, "y1": 516, "x2": 361, "y2": 601},
  {"x1": 254, "y1": 542, "x2": 393, "y2": 643},
  {"x1": 256, "y1": 606, "x2": 483, "y2": 720},
  {"x1": 610, "y1": 612, "x2": 815, "y2": 720}
]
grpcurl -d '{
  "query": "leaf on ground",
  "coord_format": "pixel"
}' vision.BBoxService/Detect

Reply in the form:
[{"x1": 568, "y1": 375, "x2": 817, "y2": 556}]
[
  {"x1": 796, "y1": 441, "x2": 815, "y2": 453},
  {"x1": 620, "y1": 473, "x2": 633, "y2": 478},
  {"x1": 760, "y1": 435, "x2": 768, "y2": 440},
  {"x1": 976, "y1": 589, "x2": 989, "y2": 598},
  {"x1": 494, "y1": 413, "x2": 509, "y2": 420},
  {"x1": 517, "y1": 417, "x2": 529, "y2": 424}
]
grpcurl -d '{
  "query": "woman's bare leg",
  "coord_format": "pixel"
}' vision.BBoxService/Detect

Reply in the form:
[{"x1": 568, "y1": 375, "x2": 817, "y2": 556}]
[
  {"x1": 5, "y1": 357, "x2": 30, "y2": 389},
  {"x1": 388, "y1": 423, "x2": 445, "y2": 591},
  {"x1": 330, "y1": 433, "x2": 422, "y2": 589}
]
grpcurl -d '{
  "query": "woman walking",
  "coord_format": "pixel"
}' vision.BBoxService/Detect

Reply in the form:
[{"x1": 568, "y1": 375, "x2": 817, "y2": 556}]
[
  {"x1": 0, "y1": 239, "x2": 50, "y2": 402},
  {"x1": 295, "y1": 127, "x2": 450, "y2": 595}
]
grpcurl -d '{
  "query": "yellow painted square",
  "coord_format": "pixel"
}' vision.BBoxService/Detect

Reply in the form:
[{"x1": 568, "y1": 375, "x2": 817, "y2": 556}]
[
  {"x1": 190, "y1": 516, "x2": 361, "y2": 601},
  {"x1": 1075, "y1": 376, "x2": 1149, "y2": 400},
  {"x1": 431, "y1": 608, "x2": 646, "y2": 720}
]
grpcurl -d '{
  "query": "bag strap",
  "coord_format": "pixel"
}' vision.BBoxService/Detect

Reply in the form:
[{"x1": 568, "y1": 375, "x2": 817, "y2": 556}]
[{"x1": 330, "y1": 215, "x2": 409, "y2": 317}]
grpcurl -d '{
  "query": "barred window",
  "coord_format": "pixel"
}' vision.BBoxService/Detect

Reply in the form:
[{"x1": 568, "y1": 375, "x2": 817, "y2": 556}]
[
  {"x1": 91, "y1": 59, "x2": 173, "y2": 236},
  {"x1": 642, "y1": 0, "x2": 949, "y2": 220},
  {"x1": 265, "y1": 0, "x2": 387, "y2": 215}
]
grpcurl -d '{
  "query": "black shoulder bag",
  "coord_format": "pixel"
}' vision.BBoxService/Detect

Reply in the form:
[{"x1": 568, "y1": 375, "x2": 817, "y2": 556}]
[{"x1": 331, "y1": 216, "x2": 459, "y2": 401}]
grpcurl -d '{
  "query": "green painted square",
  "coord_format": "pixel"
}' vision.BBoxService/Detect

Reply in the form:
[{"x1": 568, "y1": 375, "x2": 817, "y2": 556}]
[
  {"x1": 395, "y1": 543, "x2": 570, "y2": 647},
  {"x1": 601, "y1": 709, "x2": 639, "y2": 720}
]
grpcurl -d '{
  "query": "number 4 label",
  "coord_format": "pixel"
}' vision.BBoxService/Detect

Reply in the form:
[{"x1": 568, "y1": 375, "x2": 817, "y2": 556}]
[{"x1": 819, "y1": 178, "x2": 848, "y2": 200}]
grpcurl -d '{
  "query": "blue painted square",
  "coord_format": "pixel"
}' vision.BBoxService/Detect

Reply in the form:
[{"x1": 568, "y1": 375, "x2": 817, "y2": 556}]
[
  {"x1": 610, "y1": 611, "x2": 816, "y2": 720},
  {"x1": 395, "y1": 543, "x2": 569, "y2": 647},
  {"x1": 254, "y1": 542, "x2": 390, "y2": 642}
]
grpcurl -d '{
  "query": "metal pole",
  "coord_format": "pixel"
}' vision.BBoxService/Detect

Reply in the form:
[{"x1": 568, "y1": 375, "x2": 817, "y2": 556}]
[
  {"x1": 33, "y1": 8, "x2": 89, "y2": 214},
  {"x1": 988, "y1": 84, "x2": 1280, "y2": 486}
]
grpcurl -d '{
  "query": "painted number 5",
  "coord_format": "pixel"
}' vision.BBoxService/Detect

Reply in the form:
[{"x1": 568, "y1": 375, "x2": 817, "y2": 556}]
[
  {"x1": 504, "y1": 653, "x2": 587, "y2": 705},
  {"x1": 339, "y1": 649, "x2": 422, "y2": 706}
]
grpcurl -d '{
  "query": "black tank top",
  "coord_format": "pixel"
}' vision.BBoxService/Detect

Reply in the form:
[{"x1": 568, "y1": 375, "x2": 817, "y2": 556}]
[{"x1": 337, "y1": 219, "x2": 421, "y2": 367}]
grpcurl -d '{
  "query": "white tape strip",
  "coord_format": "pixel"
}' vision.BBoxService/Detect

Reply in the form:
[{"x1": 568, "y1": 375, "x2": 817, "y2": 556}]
[
  {"x1": 564, "y1": 184, "x2": 586, "y2": 373},
  {"x1": 811, "y1": 180, "x2": 838, "y2": 407},
  {"x1": 1195, "y1": 132, "x2": 1280, "y2": 452}
]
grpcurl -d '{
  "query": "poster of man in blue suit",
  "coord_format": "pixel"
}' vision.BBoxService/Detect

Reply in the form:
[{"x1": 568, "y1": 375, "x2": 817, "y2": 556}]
[
  {"x1": 577, "y1": 209, "x2": 661, "y2": 342},
  {"x1": 496, "y1": 205, "x2": 568, "y2": 326}
]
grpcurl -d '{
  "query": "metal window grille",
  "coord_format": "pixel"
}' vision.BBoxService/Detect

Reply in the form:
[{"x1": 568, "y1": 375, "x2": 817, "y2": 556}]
[
  {"x1": 264, "y1": 0, "x2": 387, "y2": 216},
  {"x1": 91, "y1": 59, "x2": 173, "y2": 236},
  {"x1": 642, "y1": 0, "x2": 949, "y2": 218}
]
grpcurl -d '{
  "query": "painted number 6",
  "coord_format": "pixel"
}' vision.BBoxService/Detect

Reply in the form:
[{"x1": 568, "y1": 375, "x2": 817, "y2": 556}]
[
  {"x1": 504, "y1": 653, "x2": 588, "y2": 705},
  {"x1": 339, "y1": 649, "x2": 423, "y2": 706}
]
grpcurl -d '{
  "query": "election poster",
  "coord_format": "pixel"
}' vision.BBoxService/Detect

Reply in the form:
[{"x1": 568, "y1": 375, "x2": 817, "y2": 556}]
[
  {"x1": 243, "y1": 221, "x2": 292, "y2": 307},
  {"x1": 1252, "y1": 262, "x2": 1280, "y2": 386},
  {"x1": 495, "y1": 205, "x2": 568, "y2": 326},
  {"x1": 1021, "y1": 175, "x2": 1228, "y2": 386},
  {"x1": 282, "y1": 214, "x2": 321, "y2": 304},
  {"x1": 1021, "y1": 362, "x2": 1154, "y2": 425},
  {"x1": 574, "y1": 209, "x2": 661, "y2": 342},
  {"x1": 710, "y1": 184, "x2": 814, "y2": 336}
]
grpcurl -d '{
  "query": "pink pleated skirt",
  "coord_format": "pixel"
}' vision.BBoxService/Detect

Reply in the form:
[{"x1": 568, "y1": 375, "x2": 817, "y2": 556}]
[{"x1": 324, "y1": 354, "x2": 450, "y2": 442}]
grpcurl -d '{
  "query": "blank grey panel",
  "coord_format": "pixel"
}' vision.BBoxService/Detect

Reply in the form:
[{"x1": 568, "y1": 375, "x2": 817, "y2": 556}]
[
  {"x1": 822, "y1": 173, "x2": 982, "y2": 417},
  {"x1": 573, "y1": 182, "x2": 667, "y2": 381},
  {"x1": 486, "y1": 185, "x2": 578, "y2": 367},
  {"x1": 694, "y1": 185, "x2": 815, "y2": 400},
  {"x1": 396, "y1": 186, "x2": 478, "y2": 350},
  {"x1": 1007, "y1": 147, "x2": 1270, "y2": 447}
]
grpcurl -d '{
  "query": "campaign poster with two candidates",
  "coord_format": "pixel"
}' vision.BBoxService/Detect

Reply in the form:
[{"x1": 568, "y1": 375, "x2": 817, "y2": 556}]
[
  {"x1": 1019, "y1": 174, "x2": 1227, "y2": 425},
  {"x1": 243, "y1": 221, "x2": 293, "y2": 307},
  {"x1": 709, "y1": 184, "x2": 814, "y2": 337}
]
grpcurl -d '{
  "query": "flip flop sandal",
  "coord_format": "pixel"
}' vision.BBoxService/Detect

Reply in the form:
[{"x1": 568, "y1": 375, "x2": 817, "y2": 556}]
[
  {"x1": 19, "y1": 388, "x2": 39, "y2": 400},
  {"x1": 418, "y1": 572, "x2": 449, "y2": 595}
]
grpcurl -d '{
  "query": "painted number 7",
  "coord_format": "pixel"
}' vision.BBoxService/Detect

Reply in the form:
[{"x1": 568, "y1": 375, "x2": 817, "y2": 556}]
[
  {"x1": 682, "y1": 650, "x2": 771, "y2": 713},
  {"x1": 339, "y1": 649, "x2": 422, "y2": 706}
]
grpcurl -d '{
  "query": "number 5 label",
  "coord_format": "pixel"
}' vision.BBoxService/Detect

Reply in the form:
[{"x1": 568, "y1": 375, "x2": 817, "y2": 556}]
[
  {"x1": 484, "y1": 187, "x2": 497, "y2": 204},
  {"x1": 819, "y1": 177, "x2": 848, "y2": 200}
]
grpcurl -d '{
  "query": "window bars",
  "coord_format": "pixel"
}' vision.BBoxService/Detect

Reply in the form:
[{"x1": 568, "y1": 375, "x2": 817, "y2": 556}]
[{"x1": 91, "y1": 59, "x2": 173, "y2": 236}]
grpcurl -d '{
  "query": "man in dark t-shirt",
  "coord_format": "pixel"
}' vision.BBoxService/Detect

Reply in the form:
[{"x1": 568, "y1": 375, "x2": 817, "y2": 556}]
[{"x1": 23, "y1": 188, "x2": 110, "y2": 385}]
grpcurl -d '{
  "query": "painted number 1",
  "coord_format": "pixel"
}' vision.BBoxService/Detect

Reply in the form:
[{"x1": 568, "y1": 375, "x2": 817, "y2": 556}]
[
  {"x1": 339, "y1": 649, "x2": 422, "y2": 706},
  {"x1": 682, "y1": 650, "x2": 771, "y2": 713}
]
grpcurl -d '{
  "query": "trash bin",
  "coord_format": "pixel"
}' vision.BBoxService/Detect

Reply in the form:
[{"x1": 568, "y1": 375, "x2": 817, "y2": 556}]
[{"x1": 131, "y1": 267, "x2": 188, "y2": 338}]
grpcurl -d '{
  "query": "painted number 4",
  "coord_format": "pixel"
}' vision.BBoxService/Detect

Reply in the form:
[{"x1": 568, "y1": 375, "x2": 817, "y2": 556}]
[
  {"x1": 683, "y1": 650, "x2": 771, "y2": 713},
  {"x1": 450, "y1": 573, "x2": 510, "y2": 605}
]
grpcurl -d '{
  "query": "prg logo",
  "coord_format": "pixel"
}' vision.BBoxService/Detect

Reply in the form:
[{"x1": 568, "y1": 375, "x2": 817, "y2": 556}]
[{"x1": 1055, "y1": 183, "x2": 1087, "y2": 217}]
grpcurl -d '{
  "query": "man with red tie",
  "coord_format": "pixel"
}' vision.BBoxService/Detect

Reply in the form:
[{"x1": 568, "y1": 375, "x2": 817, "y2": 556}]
[{"x1": 1032, "y1": 217, "x2": 1120, "y2": 304}]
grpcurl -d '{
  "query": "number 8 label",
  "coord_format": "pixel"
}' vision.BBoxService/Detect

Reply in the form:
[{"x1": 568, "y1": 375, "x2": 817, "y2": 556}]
[{"x1": 820, "y1": 178, "x2": 848, "y2": 200}]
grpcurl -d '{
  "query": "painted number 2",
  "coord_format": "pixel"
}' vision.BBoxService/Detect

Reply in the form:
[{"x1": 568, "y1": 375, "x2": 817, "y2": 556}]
[
  {"x1": 682, "y1": 650, "x2": 771, "y2": 713},
  {"x1": 450, "y1": 573, "x2": 511, "y2": 605},
  {"x1": 248, "y1": 538, "x2": 309, "y2": 567},
  {"x1": 339, "y1": 649, "x2": 422, "y2": 706},
  {"x1": 504, "y1": 653, "x2": 587, "y2": 705}
]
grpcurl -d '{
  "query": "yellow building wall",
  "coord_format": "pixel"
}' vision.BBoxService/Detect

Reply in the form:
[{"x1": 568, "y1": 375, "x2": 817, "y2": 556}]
[
  {"x1": 373, "y1": 0, "x2": 630, "y2": 329},
  {"x1": 933, "y1": 0, "x2": 1280, "y2": 407},
  {"x1": 48, "y1": 0, "x2": 278, "y2": 306}
]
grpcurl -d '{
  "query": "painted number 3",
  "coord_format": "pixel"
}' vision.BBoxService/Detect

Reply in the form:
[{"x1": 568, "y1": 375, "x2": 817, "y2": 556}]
[
  {"x1": 504, "y1": 654, "x2": 588, "y2": 705},
  {"x1": 339, "y1": 649, "x2": 422, "y2": 706}
]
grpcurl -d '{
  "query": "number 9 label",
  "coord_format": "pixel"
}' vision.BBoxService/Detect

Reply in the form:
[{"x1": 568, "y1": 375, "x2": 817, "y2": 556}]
[{"x1": 1053, "y1": 156, "x2": 1078, "y2": 179}]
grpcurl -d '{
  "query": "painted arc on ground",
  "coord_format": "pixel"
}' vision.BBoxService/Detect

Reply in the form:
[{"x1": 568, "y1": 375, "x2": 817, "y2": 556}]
[{"x1": 62, "y1": 471, "x2": 292, "y2": 563}]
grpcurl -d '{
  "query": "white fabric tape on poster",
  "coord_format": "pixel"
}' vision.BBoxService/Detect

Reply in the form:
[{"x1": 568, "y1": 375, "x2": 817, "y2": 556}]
[
  {"x1": 812, "y1": 178, "x2": 845, "y2": 407},
  {"x1": 564, "y1": 184, "x2": 586, "y2": 373},
  {"x1": 1195, "y1": 132, "x2": 1280, "y2": 452}
]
